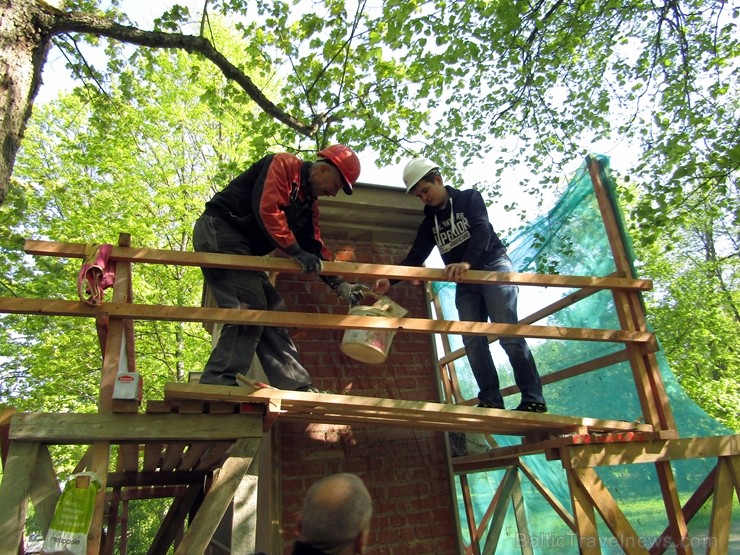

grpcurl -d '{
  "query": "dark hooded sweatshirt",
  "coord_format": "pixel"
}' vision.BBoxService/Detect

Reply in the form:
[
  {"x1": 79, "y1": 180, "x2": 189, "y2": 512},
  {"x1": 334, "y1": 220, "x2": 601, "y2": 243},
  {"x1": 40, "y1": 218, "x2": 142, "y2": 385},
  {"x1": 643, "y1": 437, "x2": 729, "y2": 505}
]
[{"x1": 400, "y1": 186, "x2": 506, "y2": 269}]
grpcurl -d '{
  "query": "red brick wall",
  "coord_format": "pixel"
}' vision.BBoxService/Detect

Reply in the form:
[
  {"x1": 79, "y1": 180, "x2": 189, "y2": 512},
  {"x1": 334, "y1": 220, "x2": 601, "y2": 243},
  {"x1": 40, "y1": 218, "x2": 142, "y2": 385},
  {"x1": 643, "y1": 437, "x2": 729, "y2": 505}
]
[{"x1": 276, "y1": 238, "x2": 459, "y2": 555}]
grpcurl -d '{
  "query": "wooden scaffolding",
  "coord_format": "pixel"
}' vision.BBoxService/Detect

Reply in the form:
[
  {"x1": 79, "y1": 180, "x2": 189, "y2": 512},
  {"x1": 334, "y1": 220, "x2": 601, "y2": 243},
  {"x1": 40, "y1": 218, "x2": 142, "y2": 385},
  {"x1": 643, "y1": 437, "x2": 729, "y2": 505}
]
[{"x1": 0, "y1": 158, "x2": 738, "y2": 554}]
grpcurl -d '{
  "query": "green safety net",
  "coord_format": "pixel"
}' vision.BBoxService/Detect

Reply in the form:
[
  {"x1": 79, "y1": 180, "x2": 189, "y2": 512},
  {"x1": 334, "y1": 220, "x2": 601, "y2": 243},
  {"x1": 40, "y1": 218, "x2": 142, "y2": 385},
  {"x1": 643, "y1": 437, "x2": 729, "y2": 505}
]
[{"x1": 432, "y1": 155, "x2": 736, "y2": 554}]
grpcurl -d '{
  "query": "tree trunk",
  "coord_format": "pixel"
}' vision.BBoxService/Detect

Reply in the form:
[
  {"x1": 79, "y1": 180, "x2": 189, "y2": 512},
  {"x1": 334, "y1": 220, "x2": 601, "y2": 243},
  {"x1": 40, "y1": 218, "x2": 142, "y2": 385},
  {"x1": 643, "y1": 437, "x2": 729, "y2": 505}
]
[{"x1": 0, "y1": 0, "x2": 55, "y2": 206}]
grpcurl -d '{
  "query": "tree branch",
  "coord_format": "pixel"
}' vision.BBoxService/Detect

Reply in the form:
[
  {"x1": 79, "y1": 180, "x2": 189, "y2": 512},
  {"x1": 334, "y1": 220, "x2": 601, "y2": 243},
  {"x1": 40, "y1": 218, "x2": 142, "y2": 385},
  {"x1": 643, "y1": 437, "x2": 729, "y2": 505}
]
[{"x1": 49, "y1": 10, "x2": 317, "y2": 137}]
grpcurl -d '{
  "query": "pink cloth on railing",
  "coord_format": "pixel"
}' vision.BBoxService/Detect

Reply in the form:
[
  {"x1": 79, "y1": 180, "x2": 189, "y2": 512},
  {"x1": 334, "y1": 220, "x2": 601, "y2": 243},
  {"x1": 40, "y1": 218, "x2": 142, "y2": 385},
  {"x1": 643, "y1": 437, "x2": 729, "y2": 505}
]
[{"x1": 77, "y1": 244, "x2": 116, "y2": 305}]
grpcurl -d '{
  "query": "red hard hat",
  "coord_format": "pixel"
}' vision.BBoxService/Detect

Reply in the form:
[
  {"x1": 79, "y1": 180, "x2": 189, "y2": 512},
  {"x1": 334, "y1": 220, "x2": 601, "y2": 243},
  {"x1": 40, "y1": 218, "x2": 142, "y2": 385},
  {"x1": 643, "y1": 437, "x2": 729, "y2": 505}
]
[{"x1": 318, "y1": 144, "x2": 361, "y2": 195}]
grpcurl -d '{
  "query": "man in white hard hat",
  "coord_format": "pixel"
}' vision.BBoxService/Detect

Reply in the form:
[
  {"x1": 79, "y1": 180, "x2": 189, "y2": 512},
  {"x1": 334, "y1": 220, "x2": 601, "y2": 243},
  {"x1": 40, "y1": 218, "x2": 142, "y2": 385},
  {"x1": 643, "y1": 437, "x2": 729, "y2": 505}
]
[{"x1": 373, "y1": 158, "x2": 547, "y2": 412}]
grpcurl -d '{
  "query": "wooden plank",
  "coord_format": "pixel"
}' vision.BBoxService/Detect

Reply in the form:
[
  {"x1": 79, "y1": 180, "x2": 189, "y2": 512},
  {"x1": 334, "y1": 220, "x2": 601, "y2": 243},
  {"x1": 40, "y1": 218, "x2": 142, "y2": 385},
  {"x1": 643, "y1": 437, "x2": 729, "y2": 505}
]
[
  {"x1": 481, "y1": 467, "x2": 518, "y2": 555},
  {"x1": 519, "y1": 461, "x2": 576, "y2": 533},
  {"x1": 650, "y1": 467, "x2": 715, "y2": 554},
  {"x1": 89, "y1": 233, "x2": 133, "y2": 555},
  {"x1": 10, "y1": 413, "x2": 263, "y2": 443},
  {"x1": 453, "y1": 431, "x2": 667, "y2": 474},
  {"x1": 588, "y1": 160, "x2": 677, "y2": 433},
  {"x1": 467, "y1": 469, "x2": 503, "y2": 555},
  {"x1": 459, "y1": 474, "x2": 481, "y2": 555},
  {"x1": 0, "y1": 296, "x2": 657, "y2": 345},
  {"x1": 161, "y1": 443, "x2": 188, "y2": 472},
  {"x1": 87, "y1": 441, "x2": 112, "y2": 555},
  {"x1": 178, "y1": 443, "x2": 211, "y2": 471},
  {"x1": 0, "y1": 407, "x2": 15, "y2": 465},
  {"x1": 148, "y1": 484, "x2": 203, "y2": 555},
  {"x1": 653, "y1": 460, "x2": 692, "y2": 555},
  {"x1": 567, "y1": 468, "x2": 601, "y2": 555},
  {"x1": 103, "y1": 487, "x2": 122, "y2": 555},
  {"x1": 73, "y1": 446, "x2": 93, "y2": 473},
  {"x1": 0, "y1": 442, "x2": 38, "y2": 553},
  {"x1": 195, "y1": 442, "x2": 234, "y2": 471},
  {"x1": 174, "y1": 437, "x2": 262, "y2": 555},
  {"x1": 730, "y1": 455, "x2": 740, "y2": 502},
  {"x1": 24, "y1": 239, "x2": 653, "y2": 291},
  {"x1": 575, "y1": 468, "x2": 648, "y2": 554},
  {"x1": 166, "y1": 385, "x2": 653, "y2": 438},
  {"x1": 429, "y1": 283, "x2": 463, "y2": 404},
  {"x1": 117, "y1": 444, "x2": 140, "y2": 473},
  {"x1": 707, "y1": 457, "x2": 733, "y2": 555},
  {"x1": 453, "y1": 436, "x2": 574, "y2": 473},
  {"x1": 143, "y1": 443, "x2": 164, "y2": 471},
  {"x1": 114, "y1": 485, "x2": 190, "y2": 501},
  {"x1": 563, "y1": 436, "x2": 740, "y2": 468},
  {"x1": 586, "y1": 157, "x2": 633, "y2": 278},
  {"x1": 28, "y1": 444, "x2": 61, "y2": 534},
  {"x1": 511, "y1": 472, "x2": 534, "y2": 555}
]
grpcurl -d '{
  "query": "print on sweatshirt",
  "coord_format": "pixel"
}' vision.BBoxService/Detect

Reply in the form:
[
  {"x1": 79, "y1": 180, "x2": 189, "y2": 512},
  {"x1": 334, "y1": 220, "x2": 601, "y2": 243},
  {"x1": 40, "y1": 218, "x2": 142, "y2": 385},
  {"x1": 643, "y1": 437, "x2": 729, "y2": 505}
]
[{"x1": 434, "y1": 210, "x2": 471, "y2": 254}]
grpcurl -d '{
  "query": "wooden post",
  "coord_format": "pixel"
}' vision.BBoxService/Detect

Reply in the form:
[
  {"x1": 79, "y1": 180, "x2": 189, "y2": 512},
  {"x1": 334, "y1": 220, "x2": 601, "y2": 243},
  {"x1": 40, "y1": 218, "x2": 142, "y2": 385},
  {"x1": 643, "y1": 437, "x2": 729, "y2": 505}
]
[
  {"x1": 586, "y1": 156, "x2": 675, "y2": 431},
  {"x1": 654, "y1": 460, "x2": 692, "y2": 555},
  {"x1": 88, "y1": 233, "x2": 133, "y2": 555},
  {"x1": 174, "y1": 437, "x2": 262, "y2": 554},
  {"x1": 0, "y1": 442, "x2": 39, "y2": 552},
  {"x1": 567, "y1": 468, "x2": 601, "y2": 555},
  {"x1": 459, "y1": 474, "x2": 482, "y2": 555}
]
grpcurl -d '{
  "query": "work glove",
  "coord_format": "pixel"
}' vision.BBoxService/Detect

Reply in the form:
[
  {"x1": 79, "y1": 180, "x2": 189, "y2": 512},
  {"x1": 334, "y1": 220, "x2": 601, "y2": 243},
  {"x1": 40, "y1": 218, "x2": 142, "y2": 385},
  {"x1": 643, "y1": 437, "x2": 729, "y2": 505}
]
[
  {"x1": 336, "y1": 281, "x2": 370, "y2": 306},
  {"x1": 285, "y1": 244, "x2": 323, "y2": 275}
]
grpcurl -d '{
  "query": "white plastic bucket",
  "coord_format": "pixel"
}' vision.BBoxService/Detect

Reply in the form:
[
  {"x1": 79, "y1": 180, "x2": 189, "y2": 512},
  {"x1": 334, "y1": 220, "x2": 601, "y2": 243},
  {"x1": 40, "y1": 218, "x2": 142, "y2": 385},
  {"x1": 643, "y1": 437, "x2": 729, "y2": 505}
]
[{"x1": 340, "y1": 296, "x2": 408, "y2": 364}]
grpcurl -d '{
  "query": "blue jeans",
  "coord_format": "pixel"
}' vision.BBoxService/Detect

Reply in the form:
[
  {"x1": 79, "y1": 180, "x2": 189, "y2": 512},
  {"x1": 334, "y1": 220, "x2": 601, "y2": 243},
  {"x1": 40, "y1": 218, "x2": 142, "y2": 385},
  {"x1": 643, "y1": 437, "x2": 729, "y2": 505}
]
[
  {"x1": 192, "y1": 214, "x2": 312, "y2": 389},
  {"x1": 455, "y1": 254, "x2": 544, "y2": 407}
]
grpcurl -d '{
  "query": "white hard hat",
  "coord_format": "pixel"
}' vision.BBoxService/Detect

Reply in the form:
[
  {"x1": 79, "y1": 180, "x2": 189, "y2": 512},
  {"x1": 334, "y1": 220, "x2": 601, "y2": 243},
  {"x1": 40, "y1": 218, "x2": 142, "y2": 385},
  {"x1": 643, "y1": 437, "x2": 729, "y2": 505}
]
[{"x1": 402, "y1": 157, "x2": 439, "y2": 193}]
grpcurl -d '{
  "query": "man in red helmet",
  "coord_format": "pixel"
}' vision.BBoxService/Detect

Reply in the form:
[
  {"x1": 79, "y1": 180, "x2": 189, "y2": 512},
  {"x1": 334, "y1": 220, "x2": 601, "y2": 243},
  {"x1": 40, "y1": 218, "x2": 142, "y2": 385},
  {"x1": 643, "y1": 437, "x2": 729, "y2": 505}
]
[{"x1": 193, "y1": 145, "x2": 368, "y2": 390}]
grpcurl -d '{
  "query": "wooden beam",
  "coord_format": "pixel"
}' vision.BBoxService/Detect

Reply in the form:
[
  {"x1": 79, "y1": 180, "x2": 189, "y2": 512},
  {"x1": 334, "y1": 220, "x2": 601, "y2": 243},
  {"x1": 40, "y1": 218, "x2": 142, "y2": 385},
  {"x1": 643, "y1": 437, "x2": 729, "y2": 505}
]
[
  {"x1": 0, "y1": 296, "x2": 657, "y2": 346},
  {"x1": 511, "y1": 472, "x2": 534, "y2": 555},
  {"x1": 730, "y1": 455, "x2": 740, "y2": 503},
  {"x1": 653, "y1": 460, "x2": 692, "y2": 555},
  {"x1": 707, "y1": 457, "x2": 734, "y2": 555},
  {"x1": 28, "y1": 444, "x2": 61, "y2": 534},
  {"x1": 481, "y1": 467, "x2": 518, "y2": 555},
  {"x1": 0, "y1": 407, "x2": 15, "y2": 466},
  {"x1": 562, "y1": 436, "x2": 740, "y2": 468},
  {"x1": 650, "y1": 467, "x2": 715, "y2": 554},
  {"x1": 586, "y1": 157, "x2": 633, "y2": 278},
  {"x1": 89, "y1": 232, "x2": 133, "y2": 555},
  {"x1": 506, "y1": 349, "x2": 631, "y2": 393},
  {"x1": 453, "y1": 431, "x2": 670, "y2": 475},
  {"x1": 166, "y1": 385, "x2": 653, "y2": 438},
  {"x1": 0, "y1": 442, "x2": 38, "y2": 553},
  {"x1": 567, "y1": 468, "x2": 601, "y2": 555},
  {"x1": 459, "y1": 474, "x2": 482, "y2": 555},
  {"x1": 174, "y1": 437, "x2": 262, "y2": 555},
  {"x1": 148, "y1": 484, "x2": 204, "y2": 555},
  {"x1": 573, "y1": 467, "x2": 648, "y2": 554},
  {"x1": 519, "y1": 462, "x2": 576, "y2": 533},
  {"x1": 106, "y1": 485, "x2": 191, "y2": 502},
  {"x1": 9, "y1": 413, "x2": 263, "y2": 443},
  {"x1": 24, "y1": 239, "x2": 653, "y2": 291}
]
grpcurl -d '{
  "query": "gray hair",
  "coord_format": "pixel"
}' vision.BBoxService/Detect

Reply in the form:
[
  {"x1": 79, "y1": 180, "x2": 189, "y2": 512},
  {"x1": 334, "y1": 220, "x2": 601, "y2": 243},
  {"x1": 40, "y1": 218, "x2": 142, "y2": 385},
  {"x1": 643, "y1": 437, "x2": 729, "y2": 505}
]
[{"x1": 300, "y1": 473, "x2": 373, "y2": 554}]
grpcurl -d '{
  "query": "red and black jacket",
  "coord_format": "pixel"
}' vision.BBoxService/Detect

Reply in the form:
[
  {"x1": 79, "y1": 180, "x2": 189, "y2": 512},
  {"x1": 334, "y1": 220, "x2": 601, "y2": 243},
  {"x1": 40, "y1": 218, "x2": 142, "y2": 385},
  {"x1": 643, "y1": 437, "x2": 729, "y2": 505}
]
[{"x1": 203, "y1": 152, "x2": 332, "y2": 260}]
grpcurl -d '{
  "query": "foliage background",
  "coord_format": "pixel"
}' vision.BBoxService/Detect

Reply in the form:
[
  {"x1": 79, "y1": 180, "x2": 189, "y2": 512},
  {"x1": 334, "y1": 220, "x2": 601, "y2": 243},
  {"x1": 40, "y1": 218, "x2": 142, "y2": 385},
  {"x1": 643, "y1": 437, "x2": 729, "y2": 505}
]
[{"x1": 0, "y1": 0, "x2": 737, "y2": 550}]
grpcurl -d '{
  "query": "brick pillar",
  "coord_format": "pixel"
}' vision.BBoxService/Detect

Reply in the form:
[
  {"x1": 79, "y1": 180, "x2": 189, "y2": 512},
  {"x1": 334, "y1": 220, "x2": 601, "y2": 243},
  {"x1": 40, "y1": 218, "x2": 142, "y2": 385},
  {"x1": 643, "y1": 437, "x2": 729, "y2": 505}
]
[{"x1": 276, "y1": 238, "x2": 459, "y2": 555}]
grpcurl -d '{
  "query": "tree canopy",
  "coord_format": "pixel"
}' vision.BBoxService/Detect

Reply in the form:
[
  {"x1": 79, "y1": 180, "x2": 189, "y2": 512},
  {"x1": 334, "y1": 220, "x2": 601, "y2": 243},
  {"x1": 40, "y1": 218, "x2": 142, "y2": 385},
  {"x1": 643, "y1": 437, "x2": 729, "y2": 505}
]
[
  {"x1": 0, "y1": 0, "x2": 737, "y2": 431},
  {"x1": 1, "y1": 0, "x2": 737, "y2": 229}
]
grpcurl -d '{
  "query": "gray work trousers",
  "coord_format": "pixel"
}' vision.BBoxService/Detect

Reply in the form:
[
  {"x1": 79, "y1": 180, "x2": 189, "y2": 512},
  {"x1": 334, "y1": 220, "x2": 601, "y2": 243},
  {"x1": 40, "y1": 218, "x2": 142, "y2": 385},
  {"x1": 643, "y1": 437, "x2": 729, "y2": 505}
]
[{"x1": 192, "y1": 214, "x2": 312, "y2": 389}]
